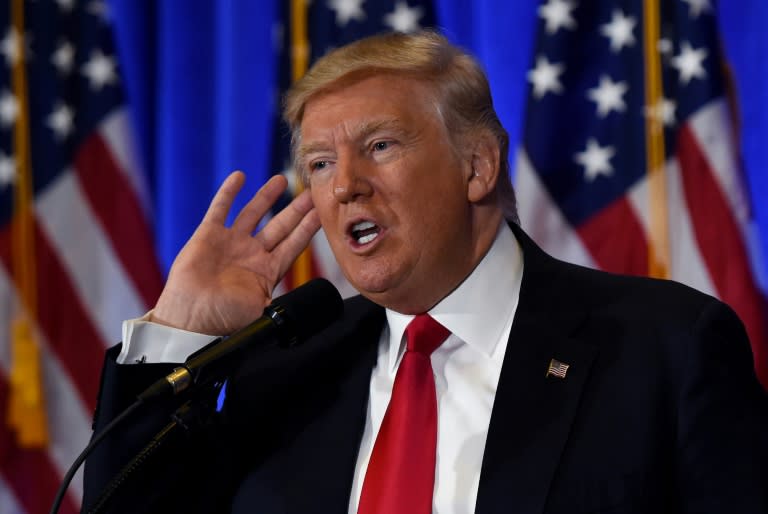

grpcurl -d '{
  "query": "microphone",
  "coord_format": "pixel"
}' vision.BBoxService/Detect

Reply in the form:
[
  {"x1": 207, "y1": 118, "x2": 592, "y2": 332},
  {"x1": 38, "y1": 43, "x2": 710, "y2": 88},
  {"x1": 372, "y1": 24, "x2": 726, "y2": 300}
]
[{"x1": 138, "y1": 278, "x2": 343, "y2": 401}]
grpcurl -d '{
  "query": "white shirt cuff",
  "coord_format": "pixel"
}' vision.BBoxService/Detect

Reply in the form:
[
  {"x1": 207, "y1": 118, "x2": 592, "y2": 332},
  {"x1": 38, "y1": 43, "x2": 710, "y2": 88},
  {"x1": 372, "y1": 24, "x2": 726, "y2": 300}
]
[{"x1": 118, "y1": 311, "x2": 218, "y2": 364}]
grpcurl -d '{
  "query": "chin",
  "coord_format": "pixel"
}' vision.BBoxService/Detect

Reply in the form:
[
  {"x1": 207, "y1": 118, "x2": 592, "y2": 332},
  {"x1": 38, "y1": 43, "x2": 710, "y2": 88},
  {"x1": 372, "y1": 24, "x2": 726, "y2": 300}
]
[
  {"x1": 348, "y1": 275, "x2": 393, "y2": 298},
  {"x1": 344, "y1": 267, "x2": 399, "y2": 299},
  {"x1": 349, "y1": 275, "x2": 428, "y2": 313}
]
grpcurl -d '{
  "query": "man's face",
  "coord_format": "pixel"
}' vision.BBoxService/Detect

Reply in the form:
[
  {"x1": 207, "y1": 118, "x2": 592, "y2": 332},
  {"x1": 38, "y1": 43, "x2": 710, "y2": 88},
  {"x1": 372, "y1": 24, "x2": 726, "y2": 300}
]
[{"x1": 300, "y1": 74, "x2": 487, "y2": 313}]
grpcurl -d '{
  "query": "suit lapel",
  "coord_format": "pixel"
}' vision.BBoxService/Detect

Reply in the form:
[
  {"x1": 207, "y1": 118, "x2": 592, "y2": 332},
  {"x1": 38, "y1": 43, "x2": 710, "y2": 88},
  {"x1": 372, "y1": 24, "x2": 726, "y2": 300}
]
[
  {"x1": 244, "y1": 296, "x2": 385, "y2": 514},
  {"x1": 476, "y1": 225, "x2": 597, "y2": 514}
]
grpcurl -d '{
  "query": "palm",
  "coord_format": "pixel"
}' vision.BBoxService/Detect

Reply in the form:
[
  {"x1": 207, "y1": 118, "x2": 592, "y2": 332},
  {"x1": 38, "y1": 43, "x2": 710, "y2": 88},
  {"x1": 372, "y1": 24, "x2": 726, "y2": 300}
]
[{"x1": 152, "y1": 172, "x2": 320, "y2": 335}]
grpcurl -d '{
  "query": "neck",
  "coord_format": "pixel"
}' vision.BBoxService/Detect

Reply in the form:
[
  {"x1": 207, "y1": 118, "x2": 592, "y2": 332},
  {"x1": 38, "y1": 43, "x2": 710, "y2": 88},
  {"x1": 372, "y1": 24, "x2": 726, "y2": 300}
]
[{"x1": 380, "y1": 209, "x2": 504, "y2": 314}]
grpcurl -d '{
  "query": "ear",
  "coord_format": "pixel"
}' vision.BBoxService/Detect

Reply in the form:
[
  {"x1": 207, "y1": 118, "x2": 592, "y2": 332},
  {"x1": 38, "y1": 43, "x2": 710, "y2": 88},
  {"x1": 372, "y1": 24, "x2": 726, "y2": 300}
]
[{"x1": 467, "y1": 131, "x2": 501, "y2": 203}]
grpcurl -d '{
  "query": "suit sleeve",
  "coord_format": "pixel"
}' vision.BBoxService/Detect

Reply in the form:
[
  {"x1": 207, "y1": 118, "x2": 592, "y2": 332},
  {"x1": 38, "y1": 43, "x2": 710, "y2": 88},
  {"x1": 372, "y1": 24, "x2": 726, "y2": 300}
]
[{"x1": 677, "y1": 300, "x2": 768, "y2": 513}]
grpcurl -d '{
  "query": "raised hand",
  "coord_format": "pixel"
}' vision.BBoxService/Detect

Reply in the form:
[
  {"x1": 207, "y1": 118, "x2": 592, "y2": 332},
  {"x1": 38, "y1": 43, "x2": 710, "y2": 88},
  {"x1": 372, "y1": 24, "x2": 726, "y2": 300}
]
[{"x1": 151, "y1": 171, "x2": 321, "y2": 335}]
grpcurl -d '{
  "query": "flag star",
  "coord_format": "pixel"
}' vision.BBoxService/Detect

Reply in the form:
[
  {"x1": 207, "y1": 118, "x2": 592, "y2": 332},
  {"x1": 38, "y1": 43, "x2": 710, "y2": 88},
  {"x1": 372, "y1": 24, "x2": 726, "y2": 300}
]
[
  {"x1": 55, "y1": 0, "x2": 76, "y2": 12},
  {"x1": 682, "y1": 0, "x2": 711, "y2": 18},
  {"x1": 575, "y1": 138, "x2": 615, "y2": 182},
  {"x1": 383, "y1": 1, "x2": 424, "y2": 33},
  {"x1": 47, "y1": 102, "x2": 75, "y2": 140},
  {"x1": 644, "y1": 97, "x2": 676, "y2": 127},
  {"x1": 0, "y1": 152, "x2": 16, "y2": 188},
  {"x1": 538, "y1": 0, "x2": 577, "y2": 35},
  {"x1": 0, "y1": 28, "x2": 21, "y2": 66},
  {"x1": 81, "y1": 50, "x2": 118, "y2": 90},
  {"x1": 671, "y1": 42, "x2": 708, "y2": 85},
  {"x1": 0, "y1": 90, "x2": 19, "y2": 128},
  {"x1": 52, "y1": 41, "x2": 75, "y2": 74},
  {"x1": 600, "y1": 9, "x2": 636, "y2": 53},
  {"x1": 327, "y1": 0, "x2": 366, "y2": 27},
  {"x1": 87, "y1": 1, "x2": 111, "y2": 21},
  {"x1": 587, "y1": 75, "x2": 628, "y2": 117},
  {"x1": 527, "y1": 55, "x2": 565, "y2": 99}
]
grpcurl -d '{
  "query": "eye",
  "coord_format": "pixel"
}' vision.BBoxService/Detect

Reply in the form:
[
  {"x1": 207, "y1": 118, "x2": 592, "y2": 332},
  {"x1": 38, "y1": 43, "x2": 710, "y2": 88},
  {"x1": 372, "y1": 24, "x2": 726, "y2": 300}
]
[
  {"x1": 310, "y1": 160, "x2": 329, "y2": 171},
  {"x1": 372, "y1": 141, "x2": 391, "y2": 152}
]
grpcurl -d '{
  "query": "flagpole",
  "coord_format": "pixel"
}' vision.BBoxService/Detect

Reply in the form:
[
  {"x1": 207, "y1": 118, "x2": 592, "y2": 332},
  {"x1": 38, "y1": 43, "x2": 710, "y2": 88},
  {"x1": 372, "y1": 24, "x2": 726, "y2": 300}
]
[
  {"x1": 643, "y1": 0, "x2": 671, "y2": 279},
  {"x1": 288, "y1": 0, "x2": 313, "y2": 288},
  {"x1": 8, "y1": 0, "x2": 49, "y2": 448}
]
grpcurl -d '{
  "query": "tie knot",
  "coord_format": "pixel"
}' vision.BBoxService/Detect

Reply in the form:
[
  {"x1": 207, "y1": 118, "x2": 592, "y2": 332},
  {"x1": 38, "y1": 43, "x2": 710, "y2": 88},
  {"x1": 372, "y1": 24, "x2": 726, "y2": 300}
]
[{"x1": 405, "y1": 314, "x2": 450, "y2": 356}]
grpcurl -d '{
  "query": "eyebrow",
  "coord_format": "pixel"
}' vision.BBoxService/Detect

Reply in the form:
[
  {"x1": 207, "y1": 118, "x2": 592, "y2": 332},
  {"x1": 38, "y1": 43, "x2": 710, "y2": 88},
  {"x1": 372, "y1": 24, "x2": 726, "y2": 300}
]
[
  {"x1": 356, "y1": 118, "x2": 409, "y2": 140},
  {"x1": 296, "y1": 118, "x2": 409, "y2": 163}
]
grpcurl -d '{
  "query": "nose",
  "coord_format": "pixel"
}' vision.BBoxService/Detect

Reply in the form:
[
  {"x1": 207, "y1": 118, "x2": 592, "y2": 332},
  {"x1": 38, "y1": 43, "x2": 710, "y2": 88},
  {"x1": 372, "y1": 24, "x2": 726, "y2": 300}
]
[{"x1": 332, "y1": 155, "x2": 373, "y2": 203}]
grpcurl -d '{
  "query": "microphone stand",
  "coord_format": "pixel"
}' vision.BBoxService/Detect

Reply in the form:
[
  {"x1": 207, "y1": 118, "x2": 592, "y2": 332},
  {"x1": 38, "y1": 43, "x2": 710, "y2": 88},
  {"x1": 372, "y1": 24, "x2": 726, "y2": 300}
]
[
  {"x1": 48, "y1": 375, "x2": 224, "y2": 514},
  {"x1": 84, "y1": 380, "x2": 225, "y2": 514}
]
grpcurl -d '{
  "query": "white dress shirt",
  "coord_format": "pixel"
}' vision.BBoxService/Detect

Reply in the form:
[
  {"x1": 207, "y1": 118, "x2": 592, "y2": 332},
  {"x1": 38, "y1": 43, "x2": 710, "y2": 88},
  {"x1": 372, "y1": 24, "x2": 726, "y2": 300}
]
[
  {"x1": 118, "y1": 223, "x2": 524, "y2": 514},
  {"x1": 348, "y1": 223, "x2": 522, "y2": 513}
]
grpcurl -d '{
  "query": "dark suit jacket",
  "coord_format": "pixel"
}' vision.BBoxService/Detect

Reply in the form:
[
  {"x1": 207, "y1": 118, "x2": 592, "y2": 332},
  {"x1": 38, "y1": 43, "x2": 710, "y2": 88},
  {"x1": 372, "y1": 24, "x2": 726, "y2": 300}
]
[{"x1": 83, "y1": 224, "x2": 768, "y2": 514}]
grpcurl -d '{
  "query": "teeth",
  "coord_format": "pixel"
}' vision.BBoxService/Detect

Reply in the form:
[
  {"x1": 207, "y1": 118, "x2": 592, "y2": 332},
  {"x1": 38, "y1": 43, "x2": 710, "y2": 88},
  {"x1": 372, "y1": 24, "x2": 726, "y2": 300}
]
[
  {"x1": 353, "y1": 221, "x2": 376, "y2": 232},
  {"x1": 351, "y1": 220, "x2": 379, "y2": 245},
  {"x1": 358, "y1": 233, "x2": 377, "y2": 244}
]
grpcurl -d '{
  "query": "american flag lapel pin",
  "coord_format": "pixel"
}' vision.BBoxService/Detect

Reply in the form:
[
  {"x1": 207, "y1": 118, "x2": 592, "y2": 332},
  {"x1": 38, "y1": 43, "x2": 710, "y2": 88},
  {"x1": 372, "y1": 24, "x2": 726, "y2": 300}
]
[{"x1": 546, "y1": 358, "x2": 570, "y2": 379}]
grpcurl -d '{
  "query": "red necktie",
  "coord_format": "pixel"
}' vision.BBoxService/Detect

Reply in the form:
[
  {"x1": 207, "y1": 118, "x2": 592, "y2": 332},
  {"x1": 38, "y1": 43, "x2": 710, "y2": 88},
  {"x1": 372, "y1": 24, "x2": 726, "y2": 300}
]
[{"x1": 357, "y1": 314, "x2": 450, "y2": 514}]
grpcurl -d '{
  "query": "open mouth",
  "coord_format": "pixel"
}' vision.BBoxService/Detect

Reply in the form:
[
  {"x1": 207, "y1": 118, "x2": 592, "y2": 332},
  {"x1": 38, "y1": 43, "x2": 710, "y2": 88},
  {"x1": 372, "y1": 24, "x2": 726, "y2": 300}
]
[{"x1": 350, "y1": 220, "x2": 381, "y2": 245}]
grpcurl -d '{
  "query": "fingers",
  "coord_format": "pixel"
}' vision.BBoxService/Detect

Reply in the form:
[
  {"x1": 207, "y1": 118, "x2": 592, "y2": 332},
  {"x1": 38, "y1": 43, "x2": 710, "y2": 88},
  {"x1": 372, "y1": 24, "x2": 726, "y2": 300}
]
[
  {"x1": 254, "y1": 188, "x2": 315, "y2": 249},
  {"x1": 202, "y1": 171, "x2": 246, "y2": 225},
  {"x1": 232, "y1": 175, "x2": 290, "y2": 234},
  {"x1": 272, "y1": 206, "x2": 321, "y2": 277},
  {"x1": 205, "y1": 172, "x2": 320, "y2": 269}
]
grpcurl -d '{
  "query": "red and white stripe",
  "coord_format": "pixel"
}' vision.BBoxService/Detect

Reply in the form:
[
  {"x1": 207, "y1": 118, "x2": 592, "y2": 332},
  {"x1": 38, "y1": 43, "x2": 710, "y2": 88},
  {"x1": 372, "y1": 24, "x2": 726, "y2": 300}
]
[
  {"x1": 515, "y1": 98, "x2": 768, "y2": 390},
  {"x1": 0, "y1": 109, "x2": 163, "y2": 514}
]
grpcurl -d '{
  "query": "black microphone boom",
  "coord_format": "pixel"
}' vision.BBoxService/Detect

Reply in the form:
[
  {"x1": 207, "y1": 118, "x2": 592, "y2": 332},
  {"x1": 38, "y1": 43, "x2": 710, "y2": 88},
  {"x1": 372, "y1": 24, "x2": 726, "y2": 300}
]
[{"x1": 138, "y1": 278, "x2": 343, "y2": 401}]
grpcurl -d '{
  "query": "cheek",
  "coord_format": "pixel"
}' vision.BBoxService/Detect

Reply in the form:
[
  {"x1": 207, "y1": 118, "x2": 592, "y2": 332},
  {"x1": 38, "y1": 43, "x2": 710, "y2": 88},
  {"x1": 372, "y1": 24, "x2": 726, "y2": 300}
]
[
  {"x1": 309, "y1": 188, "x2": 335, "y2": 220},
  {"x1": 406, "y1": 191, "x2": 469, "y2": 251}
]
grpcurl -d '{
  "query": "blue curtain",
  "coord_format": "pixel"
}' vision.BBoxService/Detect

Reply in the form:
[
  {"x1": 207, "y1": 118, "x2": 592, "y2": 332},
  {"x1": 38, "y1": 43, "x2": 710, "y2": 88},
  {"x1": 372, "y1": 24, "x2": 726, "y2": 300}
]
[
  {"x1": 109, "y1": 0, "x2": 276, "y2": 270},
  {"x1": 107, "y1": 0, "x2": 768, "y2": 283},
  {"x1": 718, "y1": 0, "x2": 768, "y2": 286}
]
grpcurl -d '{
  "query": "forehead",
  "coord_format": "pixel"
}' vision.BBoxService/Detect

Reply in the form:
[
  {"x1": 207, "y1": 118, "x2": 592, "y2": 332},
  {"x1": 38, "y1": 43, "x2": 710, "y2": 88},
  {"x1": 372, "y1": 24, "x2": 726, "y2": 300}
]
[{"x1": 299, "y1": 74, "x2": 441, "y2": 140}]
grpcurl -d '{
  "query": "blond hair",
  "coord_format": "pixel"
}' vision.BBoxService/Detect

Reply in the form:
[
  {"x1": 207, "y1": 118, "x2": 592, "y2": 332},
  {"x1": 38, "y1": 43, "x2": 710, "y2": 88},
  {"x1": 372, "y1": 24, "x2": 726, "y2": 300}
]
[{"x1": 284, "y1": 30, "x2": 518, "y2": 223}]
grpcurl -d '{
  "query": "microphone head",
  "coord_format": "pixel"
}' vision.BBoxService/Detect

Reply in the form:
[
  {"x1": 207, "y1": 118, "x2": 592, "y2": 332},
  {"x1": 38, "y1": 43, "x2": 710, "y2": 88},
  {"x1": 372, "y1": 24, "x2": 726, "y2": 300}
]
[{"x1": 266, "y1": 278, "x2": 343, "y2": 346}]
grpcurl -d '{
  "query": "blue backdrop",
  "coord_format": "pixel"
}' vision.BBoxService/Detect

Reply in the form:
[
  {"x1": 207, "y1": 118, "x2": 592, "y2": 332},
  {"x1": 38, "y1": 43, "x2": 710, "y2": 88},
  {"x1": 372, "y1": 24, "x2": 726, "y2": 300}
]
[{"x1": 107, "y1": 0, "x2": 767, "y2": 282}]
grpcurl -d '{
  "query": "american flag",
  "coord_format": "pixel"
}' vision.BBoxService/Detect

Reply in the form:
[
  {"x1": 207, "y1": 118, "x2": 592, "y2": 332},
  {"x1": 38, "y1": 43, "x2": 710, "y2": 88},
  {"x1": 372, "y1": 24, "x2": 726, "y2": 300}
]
[
  {"x1": 0, "y1": 1, "x2": 162, "y2": 513},
  {"x1": 515, "y1": 0, "x2": 768, "y2": 390},
  {"x1": 271, "y1": 0, "x2": 436, "y2": 298},
  {"x1": 547, "y1": 358, "x2": 570, "y2": 379}
]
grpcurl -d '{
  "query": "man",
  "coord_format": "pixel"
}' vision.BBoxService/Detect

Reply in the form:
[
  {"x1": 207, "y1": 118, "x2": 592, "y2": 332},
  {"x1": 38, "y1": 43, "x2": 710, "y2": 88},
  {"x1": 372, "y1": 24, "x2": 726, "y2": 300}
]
[{"x1": 83, "y1": 31, "x2": 768, "y2": 514}]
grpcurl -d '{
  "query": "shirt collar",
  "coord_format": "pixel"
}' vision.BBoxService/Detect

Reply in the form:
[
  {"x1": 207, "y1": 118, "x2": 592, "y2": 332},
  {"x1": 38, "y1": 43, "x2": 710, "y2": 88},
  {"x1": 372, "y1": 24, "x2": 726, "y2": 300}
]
[{"x1": 384, "y1": 222, "x2": 524, "y2": 373}]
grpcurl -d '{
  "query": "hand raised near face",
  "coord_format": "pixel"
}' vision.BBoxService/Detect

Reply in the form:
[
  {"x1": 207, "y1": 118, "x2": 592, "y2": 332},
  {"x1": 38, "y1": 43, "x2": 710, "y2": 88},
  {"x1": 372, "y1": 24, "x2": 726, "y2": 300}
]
[{"x1": 151, "y1": 171, "x2": 320, "y2": 335}]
